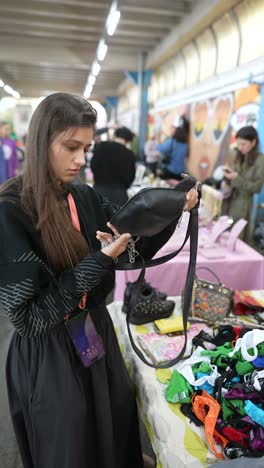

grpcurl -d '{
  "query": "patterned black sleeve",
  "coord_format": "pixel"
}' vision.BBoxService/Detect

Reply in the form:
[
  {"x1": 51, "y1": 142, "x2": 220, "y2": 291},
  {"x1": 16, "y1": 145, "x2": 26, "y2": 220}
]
[{"x1": 0, "y1": 202, "x2": 114, "y2": 337}]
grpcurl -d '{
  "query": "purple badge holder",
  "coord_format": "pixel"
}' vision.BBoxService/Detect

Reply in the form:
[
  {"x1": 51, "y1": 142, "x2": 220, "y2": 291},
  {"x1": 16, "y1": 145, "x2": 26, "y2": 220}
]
[
  {"x1": 66, "y1": 310, "x2": 105, "y2": 367},
  {"x1": 65, "y1": 193, "x2": 105, "y2": 367}
]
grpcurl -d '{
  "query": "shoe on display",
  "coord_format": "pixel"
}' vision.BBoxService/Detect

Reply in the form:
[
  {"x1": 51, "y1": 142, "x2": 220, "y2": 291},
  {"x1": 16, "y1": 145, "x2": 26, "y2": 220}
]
[
  {"x1": 122, "y1": 281, "x2": 167, "y2": 314},
  {"x1": 122, "y1": 281, "x2": 174, "y2": 325}
]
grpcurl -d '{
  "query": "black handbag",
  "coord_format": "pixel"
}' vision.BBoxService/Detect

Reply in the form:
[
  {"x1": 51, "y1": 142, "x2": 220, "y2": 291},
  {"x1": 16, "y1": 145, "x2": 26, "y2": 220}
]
[
  {"x1": 111, "y1": 175, "x2": 201, "y2": 369},
  {"x1": 110, "y1": 176, "x2": 197, "y2": 237}
]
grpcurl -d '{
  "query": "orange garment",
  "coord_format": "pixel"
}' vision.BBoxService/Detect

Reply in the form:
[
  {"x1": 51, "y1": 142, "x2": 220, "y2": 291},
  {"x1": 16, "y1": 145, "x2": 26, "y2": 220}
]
[{"x1": 191, "y1": 390, "x2": 228, "y2": 459}]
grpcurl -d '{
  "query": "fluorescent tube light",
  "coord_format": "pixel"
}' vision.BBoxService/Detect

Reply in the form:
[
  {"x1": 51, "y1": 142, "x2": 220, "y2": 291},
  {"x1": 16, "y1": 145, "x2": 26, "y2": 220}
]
[
  {"x1": 4, "y1": 84, "x2": 14, "y2": 94},
  {"x1": 92, "y1": 62, "x2": 101, "y2": 76},
  {"x1": 97, "y1": 40, "x2": 108, "y2": 61},
  {"x1": 88, "y1": 75, "x2": 96, "y2": 86},
  {"x1": 107, "y1": 9, "x2": 120, "y2": 36}
]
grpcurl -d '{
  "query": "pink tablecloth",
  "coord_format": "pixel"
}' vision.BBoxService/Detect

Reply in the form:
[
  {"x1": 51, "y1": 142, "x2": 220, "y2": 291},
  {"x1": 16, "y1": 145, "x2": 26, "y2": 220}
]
[{"x1": 114, "y1": 231, "x2": 264, "y2": 301}]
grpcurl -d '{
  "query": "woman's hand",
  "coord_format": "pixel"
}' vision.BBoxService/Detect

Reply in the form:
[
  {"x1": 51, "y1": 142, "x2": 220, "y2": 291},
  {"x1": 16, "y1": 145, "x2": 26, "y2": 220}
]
[
  {"x1": 96, "y1": 223, "x2": 131, "y2": 259},
  {"x1": 224, "y1": 170, "x2": 238, "y2": 181},
  {"x1": 184, "y1": 187, "x2": 199, "y2": 211}
]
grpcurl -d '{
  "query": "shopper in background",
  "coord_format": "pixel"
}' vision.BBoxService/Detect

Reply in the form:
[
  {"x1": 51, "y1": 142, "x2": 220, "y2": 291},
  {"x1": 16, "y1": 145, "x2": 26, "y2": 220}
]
[
  {"x1": 144, "y1": 134, "x2": 160, "y2": 174},
  {"x1": 157, "y1": 116, "x2": 189, "y2": 180},
  {"x1": 91, "y1": 126, "x2": 136, "y2": 206},
  {"x1": 0, "y1": 121, "x2": 19, "y2": 179},
  {"x1": 221, "y1": 125, "x2": 264, "y2": 242}
]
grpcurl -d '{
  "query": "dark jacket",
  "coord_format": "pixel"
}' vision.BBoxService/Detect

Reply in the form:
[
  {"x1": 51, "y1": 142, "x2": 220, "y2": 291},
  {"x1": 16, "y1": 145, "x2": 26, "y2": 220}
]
[
  {"x1": 91, "y1": 141, "x2": 136, "y2": 206},
  {"x1": 0, "y1": 178, "x2": 176, "y2": 337}
]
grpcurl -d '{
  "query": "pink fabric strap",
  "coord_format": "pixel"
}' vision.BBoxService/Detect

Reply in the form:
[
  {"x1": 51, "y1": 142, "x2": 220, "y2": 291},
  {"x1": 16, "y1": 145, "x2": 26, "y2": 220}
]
[
  {"x1": 67, "y1": 193, "x2": 87, "y2": 310},
  {"x1": 67, "y1": 193, "x2": 81, "y2": 232}
]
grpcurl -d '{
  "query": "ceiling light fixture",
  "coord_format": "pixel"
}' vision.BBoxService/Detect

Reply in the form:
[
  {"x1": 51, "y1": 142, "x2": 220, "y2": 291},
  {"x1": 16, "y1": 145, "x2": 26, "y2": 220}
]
[
  {"x1": 3, "y1": 84, "x2": 20, "y2": 99},
  {"x1": 88, "y1": 75, "x2": 96, "y2": 86},
  {"x1": 83, "y1": 1, "x2": 120, "y2": 99},
  {"x1": 92, "y1": 62, "x2": 101, "y2": 76},
  {"x1": 85, "y1": 84, "x2": 93, "y2": 96},
  {"x1": 97, "y1": 39, "x2": 108, "y2": 62},
  {"x1": 0, "y1": 79, "x2": 20, "y2": 98},
  {"x1": 106, "y1": 8, "x2": 120, "y2": 36}
]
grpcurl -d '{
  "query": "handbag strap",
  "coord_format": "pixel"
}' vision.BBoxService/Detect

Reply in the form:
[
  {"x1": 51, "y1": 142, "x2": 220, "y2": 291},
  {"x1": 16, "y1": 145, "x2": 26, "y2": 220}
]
[
  {"x1": 115, "y1": 215, "x2": 191, "y2": 271},
  {"x1": 195, "y1": 266, "x2": 221, "y2": 284},
  {"x1": 125, "y1": 205, "x2": 199, "y2": 368}
]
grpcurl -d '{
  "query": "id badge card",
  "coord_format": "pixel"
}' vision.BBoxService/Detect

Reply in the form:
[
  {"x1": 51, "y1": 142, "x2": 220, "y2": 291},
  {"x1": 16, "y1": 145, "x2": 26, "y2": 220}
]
[{"x1": 65, "y1": 310, "x2": 105, "y2": 367}]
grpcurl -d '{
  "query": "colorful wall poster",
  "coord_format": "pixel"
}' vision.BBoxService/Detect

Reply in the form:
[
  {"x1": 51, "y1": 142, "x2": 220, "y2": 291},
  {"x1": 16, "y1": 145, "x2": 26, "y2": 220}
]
[{"x1": 151, "y1": 84, "x2": 260, "y2": 180}]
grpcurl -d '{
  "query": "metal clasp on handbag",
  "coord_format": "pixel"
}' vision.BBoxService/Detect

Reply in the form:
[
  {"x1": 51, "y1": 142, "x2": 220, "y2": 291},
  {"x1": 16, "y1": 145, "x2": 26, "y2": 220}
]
[{"x1": 127, "y1": 236, "x2": 140, "y2": 263}]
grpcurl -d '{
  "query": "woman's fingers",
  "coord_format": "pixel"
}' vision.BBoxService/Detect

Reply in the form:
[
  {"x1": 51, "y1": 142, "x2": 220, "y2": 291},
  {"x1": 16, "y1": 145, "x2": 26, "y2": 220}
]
[
  {"x1": 184, "y1": 188, "x2": 199, "y2": 211},
  {"x1": 101, "y1": 233, "x2": 131, "y2": 259},
  {"x1": 107, "y1": 222, "x2": 121, "y2": 238},
  {"x1": 96, "y1": 231, "x2": 113, "y2": 244}
]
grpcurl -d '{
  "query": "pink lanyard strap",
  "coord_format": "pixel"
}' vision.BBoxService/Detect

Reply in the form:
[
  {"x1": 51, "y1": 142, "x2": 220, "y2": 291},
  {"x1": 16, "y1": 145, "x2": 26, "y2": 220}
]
[
  {"x1": 67, "y1": 193, "x2": 87, "y2": 310},
  {"x1": 67, "y1": 193, "x2": 81, "y2": 232}
]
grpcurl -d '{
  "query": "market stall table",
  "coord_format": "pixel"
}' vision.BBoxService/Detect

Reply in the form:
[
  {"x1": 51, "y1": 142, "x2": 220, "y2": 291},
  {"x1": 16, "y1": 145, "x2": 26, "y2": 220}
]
[{"x1": 108, "y1": 297, "x2": 219, "y2": 468}]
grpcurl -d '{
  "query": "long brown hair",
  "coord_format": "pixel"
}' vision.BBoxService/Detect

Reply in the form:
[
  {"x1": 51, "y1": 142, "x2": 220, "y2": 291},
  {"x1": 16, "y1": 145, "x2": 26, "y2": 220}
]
[{"x1": 22, "y1": 92, "x2": 97, "y2": 272}]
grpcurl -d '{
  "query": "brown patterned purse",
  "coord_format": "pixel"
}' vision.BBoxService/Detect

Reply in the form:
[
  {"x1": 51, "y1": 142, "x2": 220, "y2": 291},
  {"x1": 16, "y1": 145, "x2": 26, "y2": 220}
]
[{"x1": 191, "y1": 267, "x2": 234, "y2": 322}]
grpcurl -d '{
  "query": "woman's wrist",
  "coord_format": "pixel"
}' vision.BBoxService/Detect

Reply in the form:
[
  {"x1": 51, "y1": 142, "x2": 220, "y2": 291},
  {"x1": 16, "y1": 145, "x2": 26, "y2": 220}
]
[{"x1": 93, "y1": 251, "x2": 115, "y2": 269}]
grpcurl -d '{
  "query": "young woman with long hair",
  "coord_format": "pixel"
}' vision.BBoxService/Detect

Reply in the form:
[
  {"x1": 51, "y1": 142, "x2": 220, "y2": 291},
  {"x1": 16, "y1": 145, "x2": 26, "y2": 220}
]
[
  {"x1": 0, "y1": 93, "x2": 198, "y2": 468},
  {"x1": 222, "y1": 125, "x2": 264, "y2": 242}
]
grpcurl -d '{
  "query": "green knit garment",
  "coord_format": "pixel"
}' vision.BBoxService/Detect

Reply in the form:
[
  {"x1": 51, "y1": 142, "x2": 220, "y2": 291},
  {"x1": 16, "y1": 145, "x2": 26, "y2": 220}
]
[
  {"x1": 221, "y1": 397, "x2": 246, "y2": 419},
  {"x1": 166, "y1": 369, "x2": 194, "y2": 404}
]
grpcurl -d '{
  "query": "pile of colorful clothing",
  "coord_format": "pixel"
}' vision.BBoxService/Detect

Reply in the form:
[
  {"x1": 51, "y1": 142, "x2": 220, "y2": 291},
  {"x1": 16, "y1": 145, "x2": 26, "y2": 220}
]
[{"x1": 165, "y1": 326, "x2": 264, "y2": 460}]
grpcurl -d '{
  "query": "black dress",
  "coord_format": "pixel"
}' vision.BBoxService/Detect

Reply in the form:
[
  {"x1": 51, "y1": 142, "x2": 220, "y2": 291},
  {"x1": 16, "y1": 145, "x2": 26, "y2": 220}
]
[
  {"x1": 0, "y1": 180, "x2": 176, "y2": 468},
  {"x1": 90, "y1": 141, "x2": 136, "y2": 206}
]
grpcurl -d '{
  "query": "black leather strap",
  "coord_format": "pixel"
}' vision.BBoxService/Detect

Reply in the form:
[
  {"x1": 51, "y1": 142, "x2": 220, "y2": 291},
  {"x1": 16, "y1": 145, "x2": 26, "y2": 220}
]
[
  {"x1": 124, "y1": 206, "x2": 199, "y2": 368},
  {"x1": 115, "y1": 215, "x2": 191, "y2": 271}
]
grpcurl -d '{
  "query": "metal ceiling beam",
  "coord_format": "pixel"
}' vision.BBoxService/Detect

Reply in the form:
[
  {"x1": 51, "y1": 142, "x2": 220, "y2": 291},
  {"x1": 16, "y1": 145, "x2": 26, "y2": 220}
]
[
  {"x1": 0, "y1": 18, "x2": 166, "y2": 38},
  {"x1": 33, "y1": 0, "x2": 110, "y2": 7},
  {"x1": 0, "y1": 34, "x2": 152, "y2": 56},
  {"x1": 1, "y1": 28, "x2": 155, "y2": 48},
  {"x1": 0, "y1": 28, "x2": 99, "y2": 43},
  {"x1": 0, "y1": 5, "x2": 105, "y2": 24},
  {"x1": 24, "y1": 0, "x2": 184, "y2": 15},
  {"x1": 16, "y1": 83, "x2": 119, "y2": 98},
  {"x1": 0, "y1": 5, "x2": 175, "y2": 29},
  {"x1": 122, "y1": 5, "x2": 185, "y2": 17},
  {"x1": 0, "y1": 17, "x2": 101, "y2": 33},
  {"x1": 122, "y1": 0, "x2": 182, "y2": 7},
  {"x1": 0, "y1": 38, "x2": 142, "y2": 70}
]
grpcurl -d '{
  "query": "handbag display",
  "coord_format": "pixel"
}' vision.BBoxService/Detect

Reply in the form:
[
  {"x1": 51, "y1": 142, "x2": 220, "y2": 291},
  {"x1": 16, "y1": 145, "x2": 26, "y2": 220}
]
[
  {"x1": 190, "y1": 267, "x2": 234, "y2": 322},
  {"x1": 110, "y1": 174, "x2": 201, "y2": 368}
]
